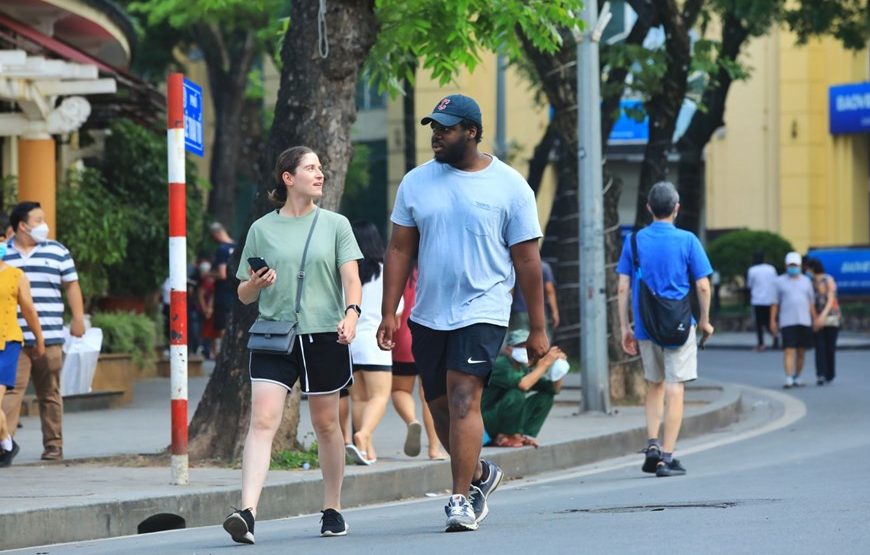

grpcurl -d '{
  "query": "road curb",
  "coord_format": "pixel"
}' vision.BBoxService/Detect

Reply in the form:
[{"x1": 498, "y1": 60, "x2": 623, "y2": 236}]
[{"x1": 1, "y1": 382, "x2": 742, "y2": 550}]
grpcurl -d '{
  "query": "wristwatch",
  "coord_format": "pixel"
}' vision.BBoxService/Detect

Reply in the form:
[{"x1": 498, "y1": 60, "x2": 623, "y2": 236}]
[{"x1": 345, "y1": 304, "x2": 362, "y2": 316}]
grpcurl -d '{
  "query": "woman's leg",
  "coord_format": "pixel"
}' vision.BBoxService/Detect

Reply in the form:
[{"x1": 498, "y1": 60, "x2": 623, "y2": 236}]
[
  {"x1": 419, "y1": 382, "x2": 447, "y2": 459},
  {"x1": 814, "y1": 331, "x2": 826, "y2": 380},
  {"x1": 241, "y1": 382, "x2": 289, "y2": 515},
  {"x1": 308, "y1": 392, "x2": 345, "y2": 510},
  {"x1": 348, "y1": 372, "x2": 367, "y2": 452},
  {"x1": 391, "y1": 374, "x2": 417, "y2": 424},
  {"x1": 354, "y1": 371, "x2": 392, "y2": 461},
  {"x1": 339, "y1": 393, "x2": 352, "y2": 445}
]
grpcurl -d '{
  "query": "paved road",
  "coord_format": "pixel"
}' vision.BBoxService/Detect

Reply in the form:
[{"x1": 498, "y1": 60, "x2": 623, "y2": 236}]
[{"x1": 6, "y1": 349, "x2": 868, "y2": 554}]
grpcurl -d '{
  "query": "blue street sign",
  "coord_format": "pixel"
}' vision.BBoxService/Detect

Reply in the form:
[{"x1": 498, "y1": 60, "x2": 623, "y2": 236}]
[
  {"x1": 609, "y1": 100, "x2": 649, "y2": 144},
  {"x1": 183, "y1": 78, "x2": 204, "y2": 157},
  {"x1": 807, "y1": 246, "x2": 870, "y2": 296},
  {"x1": 829, "y1": 82, "x2": 870, "y2": 135}
]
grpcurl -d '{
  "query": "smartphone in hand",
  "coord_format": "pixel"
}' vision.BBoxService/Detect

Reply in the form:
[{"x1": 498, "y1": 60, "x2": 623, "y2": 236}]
[{"x1": 248, "y1": 257, "x2": 269, "y2": 273}]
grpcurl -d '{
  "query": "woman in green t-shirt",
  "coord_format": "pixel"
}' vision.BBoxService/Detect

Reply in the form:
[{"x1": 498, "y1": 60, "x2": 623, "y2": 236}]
[{"x1": 223, "y1": 146, "x2": 363, "y2": 543}]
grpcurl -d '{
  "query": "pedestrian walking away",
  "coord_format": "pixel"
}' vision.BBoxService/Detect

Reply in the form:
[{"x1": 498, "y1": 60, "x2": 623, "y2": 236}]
[
  {"x1": 617, "y1": 182, "x2": 714, "y2": 478},
  {"x1": 346, "y1": 220, "x2": 402, "y2": 465},
  {"x1": 1, "y1": 201, "x2": 86, "y2": 462},
  {"x1": 377, "y1": 94, "x2": 549, "y2": 532},
  {"x1": 223, "y1": 146, "x2": 363, "y2": 544},
  {"x1": 806, "y1": 258, "x2": 839, "y2": 385},
  {"x1": 390, "y1": 266, "x2": 447, "y2": 460},
  {"x1": 770, "y1": 252, "x2": 816, "y2": 389},
  {"x1": 207, "y1": 221, "x2": 236, "y2": 358},
  {"x1": 747, "y1": 250, "x2": 779, "y2": 351},
  {"x1": 0, "y1": 225, "x2": 46, "y2": 468}
]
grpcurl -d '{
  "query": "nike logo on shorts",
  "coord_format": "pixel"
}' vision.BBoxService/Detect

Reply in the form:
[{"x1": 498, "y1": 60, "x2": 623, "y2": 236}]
[{"x1": 467, "y1": 357, "x2": 486, "y2": 364}]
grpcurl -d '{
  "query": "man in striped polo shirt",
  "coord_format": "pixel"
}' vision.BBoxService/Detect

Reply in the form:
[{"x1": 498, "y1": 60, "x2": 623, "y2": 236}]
[{"x1": 1, "y1": 201, "x2": 85, "y2": 461}]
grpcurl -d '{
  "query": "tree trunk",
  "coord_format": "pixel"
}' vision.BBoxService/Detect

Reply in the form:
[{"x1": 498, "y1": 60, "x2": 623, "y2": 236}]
[
  {"x1": 634, "y1": 0, "x2": 704, "y2": 228},
  {"x1": 195, "y1": 26, "x2": 259, "y2": 234},
  {"x1": 402, "y1": 62, "x2": 417, "y2": 174},
  {"x1": 526, "y1": 119, "x2": 557, "y2": 195},
  {"x1": 676, "y1": 13, "x2": 750, "y2": 235},
  {"x1": 188, "y1": 0, "x2": 378, "y2": 461}
]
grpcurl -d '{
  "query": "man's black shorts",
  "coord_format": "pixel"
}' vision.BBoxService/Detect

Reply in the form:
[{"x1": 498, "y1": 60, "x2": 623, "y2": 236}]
[
  {"x1": 249, "y1": 332, "x2": 352, "y2": 394},
  {"x1": 392, "y1": 361, "x2": 418, "y2": 377},
  {"x1": 781, "y1": 325, "x2": 813, "y2": 349},
  {"x1": 408, "y1": 320, "x2": 507, "y2": 402}
]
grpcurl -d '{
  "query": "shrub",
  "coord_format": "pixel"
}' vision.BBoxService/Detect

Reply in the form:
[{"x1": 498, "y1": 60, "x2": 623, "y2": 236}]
[
  {"x1": 708, "y1": 229, "x2": 794, "y2": 284},
  {"x1": 92, "y1": 311, "x2": 157, "y2": 369}
]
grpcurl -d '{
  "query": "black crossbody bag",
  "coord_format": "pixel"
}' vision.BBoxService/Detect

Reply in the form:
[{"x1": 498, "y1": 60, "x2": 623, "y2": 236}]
[
  {"x1": 631, "y1": 230, "x2": 692, "y2": 347},
  {"x1": 247, "y1": 208, "x2": 320, "y2": 354}
]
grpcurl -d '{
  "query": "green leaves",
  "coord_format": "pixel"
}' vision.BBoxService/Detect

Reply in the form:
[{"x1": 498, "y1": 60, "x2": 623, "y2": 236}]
[
  {"x1": 367, "y1": 0, "x2": 584, "y2": 96},
  {"x1": 786, "y1": 0, "x2": 870, "y2": 51}
]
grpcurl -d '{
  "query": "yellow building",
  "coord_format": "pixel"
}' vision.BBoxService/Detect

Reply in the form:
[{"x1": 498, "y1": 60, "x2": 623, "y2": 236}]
[{"x1": 705, "y1": 30, "x2": 870, "y2": 252}]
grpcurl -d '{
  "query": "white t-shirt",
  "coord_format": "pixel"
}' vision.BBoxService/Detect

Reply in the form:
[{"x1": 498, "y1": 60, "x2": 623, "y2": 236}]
[
  {"x1": 747, "y1": 263, "x2": 778, "y2": 306},
  {"x1": 390, "y1": 156, "x2": 542, "y2": 330},
  {"x1": 350, "y1": 264, "x2": 403, "y2": 366}
]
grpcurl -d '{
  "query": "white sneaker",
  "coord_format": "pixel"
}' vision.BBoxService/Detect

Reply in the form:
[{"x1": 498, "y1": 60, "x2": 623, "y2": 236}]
[
  {"x1": 793, "y1": 376, "x2": 804, "y2": 387},
  {"x1": 444, "y1": 494, "x2": 478, "y2": 532},
  {"x1": 784, "y1": 376, "x2": 795, "y2": 389}
]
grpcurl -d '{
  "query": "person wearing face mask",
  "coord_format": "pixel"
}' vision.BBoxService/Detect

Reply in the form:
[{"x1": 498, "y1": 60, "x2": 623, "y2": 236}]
[
  {"x1": 1, "y1": 201, "x2": 86, "y2": 462},
  {"x1": 770, "y1": 252, "x2": 817, "y2": 389},
  {"x1": 480, "y1": 329, "x2": 565, "y2": 449}
]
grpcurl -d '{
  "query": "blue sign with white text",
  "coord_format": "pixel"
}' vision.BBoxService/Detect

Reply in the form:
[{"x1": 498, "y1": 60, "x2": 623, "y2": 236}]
[
  {"x1": 807, "y1": 247, "x2": 870, "y2": 296},
  {"x1": 183, "y1": 78, "x2": 204, "y2": 157},
  {"x1": 609, "y1": 100, "x2": 649, "y2": 144},
  {"x1": 829, "y1": 82, "x2": 870, "y2": 135}
]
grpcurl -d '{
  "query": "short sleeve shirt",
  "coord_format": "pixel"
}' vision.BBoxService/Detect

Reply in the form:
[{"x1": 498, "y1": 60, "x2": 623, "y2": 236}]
[
  {"x1": 391, "y1": 156, "x2": 542, "y2": 330},
  {"x1": 511, "y1": 260, "x2": 555, "y2": 314},
  {"x1": 775, "y1": 274, "x2": 814, "y2": 327},
  {"x1": 4, "y1": 239, "x2": 78, "y2": 345},
  {"x1": 616, "y1": 222, "x2": 713, "y2": 341},
  {"x1": 747, "y1": 263, "x2": 779, "y2": 306},
  {"x1": 213, "y1": 241, "x2": 237, "y2": 304},
  {"x1": 236, "y1": 209, "x2": 362, "y2": 334}
]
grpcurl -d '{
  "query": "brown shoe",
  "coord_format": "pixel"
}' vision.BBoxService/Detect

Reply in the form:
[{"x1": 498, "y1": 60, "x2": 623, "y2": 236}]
[{"x1": 41, "y1": 446, "x2": 63, "y2": 461}]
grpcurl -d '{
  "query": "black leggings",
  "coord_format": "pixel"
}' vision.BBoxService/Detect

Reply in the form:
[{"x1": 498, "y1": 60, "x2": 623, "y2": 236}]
[
  {"x1": 753, "y1": 305, "x2": 772, "y2": 346},
  {"x1": 814, "y1": 326, "x2": 839, "y2": 382}
]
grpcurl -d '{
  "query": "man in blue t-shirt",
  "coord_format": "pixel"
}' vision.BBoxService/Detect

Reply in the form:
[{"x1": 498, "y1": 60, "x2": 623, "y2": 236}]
[
  {"x1": 377, "y1": 94, "x2": 548, "y2": 532},
  {"x1": 617, "y1": 181, "x2": 714, "y2": 478},
  {"x1": 208, "y1": 222, "x2": 236, "y2": 355}
]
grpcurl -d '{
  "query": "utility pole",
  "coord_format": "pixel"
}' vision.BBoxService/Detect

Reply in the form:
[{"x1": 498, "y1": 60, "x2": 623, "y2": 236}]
[
  {"x1": 495, "y1": 52, "x2": 508, "y2": 160},
  {"x1": 577, "y1": 2, "x2": 612, "y2": 413}
]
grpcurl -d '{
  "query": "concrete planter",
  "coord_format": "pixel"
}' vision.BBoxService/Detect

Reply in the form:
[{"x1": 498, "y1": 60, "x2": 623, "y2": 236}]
[{"x1": 91, "y1": 353, "x2": 136, "y2": 405}]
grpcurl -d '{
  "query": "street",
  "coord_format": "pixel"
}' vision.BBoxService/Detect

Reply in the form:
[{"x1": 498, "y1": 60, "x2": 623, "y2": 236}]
[{"x1": 6, "y1": 349, "x2": 869, "y2": 555}]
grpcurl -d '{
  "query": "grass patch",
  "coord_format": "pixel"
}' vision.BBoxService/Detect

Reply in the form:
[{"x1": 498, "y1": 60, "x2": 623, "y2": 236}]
[{"x1": 271, "y1": 442, "x2": 319, "y2": 470}]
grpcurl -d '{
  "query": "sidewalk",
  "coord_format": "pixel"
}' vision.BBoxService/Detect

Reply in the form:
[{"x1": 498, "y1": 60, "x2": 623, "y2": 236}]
[
  {"x1": 706, "y1": 331, "x2": 870, "y2": 350},
  {"x1": 0, "y1": 368, "x2": 742, "y2": 550}
]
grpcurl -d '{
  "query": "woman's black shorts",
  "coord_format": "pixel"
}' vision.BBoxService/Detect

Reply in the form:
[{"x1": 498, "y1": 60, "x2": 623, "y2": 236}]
[
  {"x1": 392, "y1": 361, "x2": 418, "y2": 376},
  {"x1": 249, "y1": 332, "x2": 352, "y2": 395}
]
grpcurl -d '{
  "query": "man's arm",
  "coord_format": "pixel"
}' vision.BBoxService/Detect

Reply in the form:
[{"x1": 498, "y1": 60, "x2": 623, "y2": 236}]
[
  {"x1": 377, "y1": 225, "x2": 419, "y2": 350},
  {"x1": 617, "y1": 274, "x2": 637, "y2": 355},
  {"x1": 544, "y1": 281, "x2": 560, "y2": 329},
  {"x1": 769, "y1": 303, "x2": 779, "y2": 336},
  {"x1": 62, "y1": 280, "x2": 86, "y2": 337},
  {"x1": 510, "y1": 240, "x2": 548, "y2": 365},
  {"x1": 695, "y1": 276, "x2": 714, "y2": 345}
]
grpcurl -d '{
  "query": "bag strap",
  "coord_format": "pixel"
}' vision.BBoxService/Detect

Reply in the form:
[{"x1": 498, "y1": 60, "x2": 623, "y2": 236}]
[
  {"x1": 630, "y1": 229, "x2": 641, "y2": 278},
  {"x1": 294, "y1": 207, "x2": 320, "y2": 319}
]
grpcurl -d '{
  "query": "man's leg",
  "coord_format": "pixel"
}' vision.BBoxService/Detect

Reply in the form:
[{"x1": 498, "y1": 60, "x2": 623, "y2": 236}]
[
  {"x1": 645, "y1": 381, "x2": 665, "y2": 441},
  {"x1": 661, "y1": 382, "x2": 685, "y2": 454},
  {"x1": 795, "y1": 348, "x2": 806, "y2": 378},
  {"x1": 520, "y1": 391, "x2": 555, "y2": 438},
  {"x1": 445, "y1": 371, "x2": 485, "y2": 495},
  {"x1": 1, "y1": 350, "x2": 32, "y2": 434},
  {"x1": 31, "y1": 345, "x2": 64, "y2": 453},
  {"x1": 783, "y1": 348, "x2": 796, "y2": 376},
  {"x1": 753, "y1": 306, "x2": 765, "y2": 348}
]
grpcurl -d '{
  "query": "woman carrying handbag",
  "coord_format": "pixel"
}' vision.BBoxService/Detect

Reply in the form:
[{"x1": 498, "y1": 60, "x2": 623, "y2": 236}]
[{"x1": 223, "y1": 146, "x2": 363, "y2": 543}]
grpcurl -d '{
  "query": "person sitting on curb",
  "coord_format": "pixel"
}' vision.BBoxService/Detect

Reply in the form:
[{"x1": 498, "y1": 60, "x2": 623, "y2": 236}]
[{"x1": 481, "y1": 329, "x2": 567, "y2": 448}]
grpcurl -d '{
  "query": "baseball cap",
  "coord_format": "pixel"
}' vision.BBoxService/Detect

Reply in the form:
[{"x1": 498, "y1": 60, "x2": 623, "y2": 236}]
[
  {"x1": 505, "y1": 329, "x2": 530, "y2": 346},
  {"x1": 420, "y1": 94, "x2": 482, "y2": 127},
  {"x1": 785, "y1": 252, "x2": 802, "y2": 266}
]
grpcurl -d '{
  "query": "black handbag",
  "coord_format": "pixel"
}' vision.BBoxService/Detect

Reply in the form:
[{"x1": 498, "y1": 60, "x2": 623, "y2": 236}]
[
  {"x1": 247, "y1": 208, "x2": 320, "y2": 354},
  {"x1": 631, "y1": 230, "x2": 692, "y2": 347}
]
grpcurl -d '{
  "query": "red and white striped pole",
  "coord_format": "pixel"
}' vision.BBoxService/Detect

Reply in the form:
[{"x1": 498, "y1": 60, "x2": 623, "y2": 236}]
[{"x1": 167, "y1": 73, "x2": 189, "y2": 485}]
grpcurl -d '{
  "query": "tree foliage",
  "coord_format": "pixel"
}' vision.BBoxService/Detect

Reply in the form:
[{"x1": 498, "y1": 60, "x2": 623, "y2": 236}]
[{"x1": 708, "y1": 229, "x2": 794, "y2": 284}]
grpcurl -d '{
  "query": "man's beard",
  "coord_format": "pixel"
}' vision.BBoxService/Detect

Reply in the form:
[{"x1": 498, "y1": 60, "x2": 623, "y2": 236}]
[{"x1": 434, "y1": 135, "x2": 468, "y2": 165}]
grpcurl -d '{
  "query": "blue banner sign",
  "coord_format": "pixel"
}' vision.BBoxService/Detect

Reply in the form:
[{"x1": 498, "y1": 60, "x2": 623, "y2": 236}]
[
  {"x1": 609, "y1": 100, "x2": 648, "y2": 144},
  {"x1": 807, "y1": 246, "x2": 870, "y2": 296},
  {"x1": 829, "y1": 82, "x2": 870, "y2": 135},
  {"x1": 183, "y1": 78, "x2": 204, "y2": 157}
]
